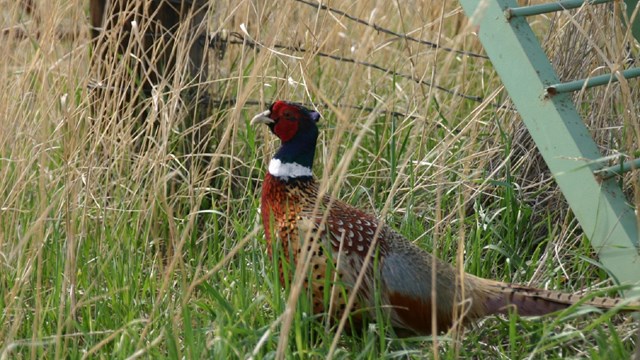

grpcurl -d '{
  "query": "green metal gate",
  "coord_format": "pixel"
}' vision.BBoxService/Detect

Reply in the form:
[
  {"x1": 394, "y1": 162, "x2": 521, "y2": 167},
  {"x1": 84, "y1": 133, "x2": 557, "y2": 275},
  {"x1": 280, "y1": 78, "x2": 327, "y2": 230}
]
[{"x1": 459, "y1": 0, "x2": 640, "y2": 293}]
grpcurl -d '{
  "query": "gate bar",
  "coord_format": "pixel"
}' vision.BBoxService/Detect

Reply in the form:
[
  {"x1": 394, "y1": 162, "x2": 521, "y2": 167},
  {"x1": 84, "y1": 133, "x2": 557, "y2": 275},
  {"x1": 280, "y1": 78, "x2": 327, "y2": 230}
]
[
  {"x1": 546, "y1": 67, "x2": 640, "y2": 96},
  {"x1": 506, "y1": 0, "x2": 612, "y2": 19},
  {"x1": 595, "y1": 158, "x2": 640, "y2": 179}
]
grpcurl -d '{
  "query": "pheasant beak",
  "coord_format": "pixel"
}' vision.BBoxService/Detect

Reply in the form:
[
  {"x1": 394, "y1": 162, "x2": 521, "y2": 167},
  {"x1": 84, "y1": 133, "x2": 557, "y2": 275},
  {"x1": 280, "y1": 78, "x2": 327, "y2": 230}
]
[{"x1": 251, "y1": 110, "x2": 274, "y2": 126}]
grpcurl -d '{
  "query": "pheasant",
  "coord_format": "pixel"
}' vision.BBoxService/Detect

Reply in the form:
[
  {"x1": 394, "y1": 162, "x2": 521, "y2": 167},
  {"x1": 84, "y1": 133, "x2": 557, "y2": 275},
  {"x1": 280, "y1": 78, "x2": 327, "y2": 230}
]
[{"x1": 251, "y1": 100, "x2": 639, "y2": 335}]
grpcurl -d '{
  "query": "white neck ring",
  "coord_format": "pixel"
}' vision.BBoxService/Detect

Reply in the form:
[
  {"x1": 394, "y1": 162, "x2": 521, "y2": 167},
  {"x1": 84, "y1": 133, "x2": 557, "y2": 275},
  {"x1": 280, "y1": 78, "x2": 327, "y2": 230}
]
[{"x1": 268, "y1": 158, "x2": 312, "y2": 179}]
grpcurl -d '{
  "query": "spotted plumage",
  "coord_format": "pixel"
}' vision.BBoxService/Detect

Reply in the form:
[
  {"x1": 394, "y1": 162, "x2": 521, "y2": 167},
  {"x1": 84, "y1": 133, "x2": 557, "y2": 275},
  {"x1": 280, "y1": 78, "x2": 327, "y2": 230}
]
[
  {"x1": 259, "y1": 173, "x2": 379, "y2": 318},
  {"x1": 252, "y1": 100, "x2": 640, "y2": 335}
]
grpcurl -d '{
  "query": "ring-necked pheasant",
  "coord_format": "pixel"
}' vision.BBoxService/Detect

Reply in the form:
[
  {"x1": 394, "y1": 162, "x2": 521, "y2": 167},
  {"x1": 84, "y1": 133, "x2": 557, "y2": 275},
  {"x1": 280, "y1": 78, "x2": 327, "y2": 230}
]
[{"x1": 252, "y1": 100, "x2": 639, "y2": 335}]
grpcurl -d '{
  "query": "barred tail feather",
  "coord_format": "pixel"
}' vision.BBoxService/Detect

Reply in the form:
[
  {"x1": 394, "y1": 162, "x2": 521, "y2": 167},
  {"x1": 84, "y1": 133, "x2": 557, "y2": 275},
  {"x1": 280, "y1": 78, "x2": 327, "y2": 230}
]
[{"x1": 476, "y1": 279, "x2": 640, "y2": 317}]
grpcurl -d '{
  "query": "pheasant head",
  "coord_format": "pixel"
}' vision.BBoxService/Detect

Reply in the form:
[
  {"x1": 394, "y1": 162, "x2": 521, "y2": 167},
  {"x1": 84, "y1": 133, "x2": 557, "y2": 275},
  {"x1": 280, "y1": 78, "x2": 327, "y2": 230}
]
[{"x1": 251, "y1": 100, "x2": 321, "y2": 180}]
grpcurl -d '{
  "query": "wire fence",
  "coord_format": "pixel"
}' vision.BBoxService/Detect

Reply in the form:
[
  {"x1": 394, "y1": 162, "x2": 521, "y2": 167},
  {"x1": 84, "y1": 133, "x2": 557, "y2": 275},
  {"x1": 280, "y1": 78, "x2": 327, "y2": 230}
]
[
  {"x1": 3, "y1": 0, "x2": 509, "y2": 119},
  {"x1": 205, "y1": 0, "x2": 509, "y2": 115}
]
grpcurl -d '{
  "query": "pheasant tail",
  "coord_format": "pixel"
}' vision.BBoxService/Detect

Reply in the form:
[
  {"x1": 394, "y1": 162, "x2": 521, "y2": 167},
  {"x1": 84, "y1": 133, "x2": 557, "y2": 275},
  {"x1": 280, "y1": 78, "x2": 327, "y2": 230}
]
[{"x1": 478, "y1": 279, "x2": 640, "y2": 317}]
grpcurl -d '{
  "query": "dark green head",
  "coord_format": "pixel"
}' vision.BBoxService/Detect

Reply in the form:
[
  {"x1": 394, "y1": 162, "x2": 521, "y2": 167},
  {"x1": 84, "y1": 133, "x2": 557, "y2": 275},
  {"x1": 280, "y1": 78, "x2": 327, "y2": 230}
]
[{"x1": 251, "y1": 101, "x2": 321, "y2": 179}]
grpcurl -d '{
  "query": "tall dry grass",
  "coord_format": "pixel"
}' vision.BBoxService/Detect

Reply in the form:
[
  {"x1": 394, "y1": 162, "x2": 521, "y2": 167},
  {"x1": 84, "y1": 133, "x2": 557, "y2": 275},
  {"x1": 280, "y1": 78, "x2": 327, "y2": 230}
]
[{"x1": 0, "y1": 0, "x2": 638, "y2": 358}]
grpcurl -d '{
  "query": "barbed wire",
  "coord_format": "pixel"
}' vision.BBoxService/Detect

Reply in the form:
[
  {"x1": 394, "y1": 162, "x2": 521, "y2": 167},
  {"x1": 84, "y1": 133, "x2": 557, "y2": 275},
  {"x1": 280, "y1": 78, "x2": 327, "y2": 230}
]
[
  {"x1": 214, "y1": 32, "x2": 510, "y2": 109},
  {"x1": 205, "y1": 97, "x2": 433, "y2": 121},
  {"x1": 294, "y1": 0, "x2": 488, "y2": 60}
]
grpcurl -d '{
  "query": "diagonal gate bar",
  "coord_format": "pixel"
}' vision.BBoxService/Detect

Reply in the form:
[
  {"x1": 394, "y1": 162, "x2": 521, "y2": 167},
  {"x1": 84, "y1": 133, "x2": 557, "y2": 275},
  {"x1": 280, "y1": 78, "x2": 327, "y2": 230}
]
[{"x1": 460, "y1": 0, "x2": 640, "y2": 293}]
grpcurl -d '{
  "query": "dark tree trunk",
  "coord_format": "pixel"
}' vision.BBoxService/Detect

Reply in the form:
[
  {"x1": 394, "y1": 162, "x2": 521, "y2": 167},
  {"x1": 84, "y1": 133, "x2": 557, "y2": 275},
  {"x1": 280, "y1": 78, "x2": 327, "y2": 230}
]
[
  {"x1": 89, "y1": 0, "x2": 213, "y2": 171},
  {"x1": 90, "y1": 0, "x2": 210, "y2": 95}
]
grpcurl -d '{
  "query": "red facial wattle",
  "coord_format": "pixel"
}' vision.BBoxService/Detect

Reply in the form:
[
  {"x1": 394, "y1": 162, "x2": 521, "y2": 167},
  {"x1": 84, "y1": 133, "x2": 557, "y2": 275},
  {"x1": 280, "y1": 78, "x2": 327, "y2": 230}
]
[
  {"x1": 269, "y1": 101, "x2": 304, "y2": 142},
  {"x1": 273, "y1": 117, "x2": 299, "y2": 142}
]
